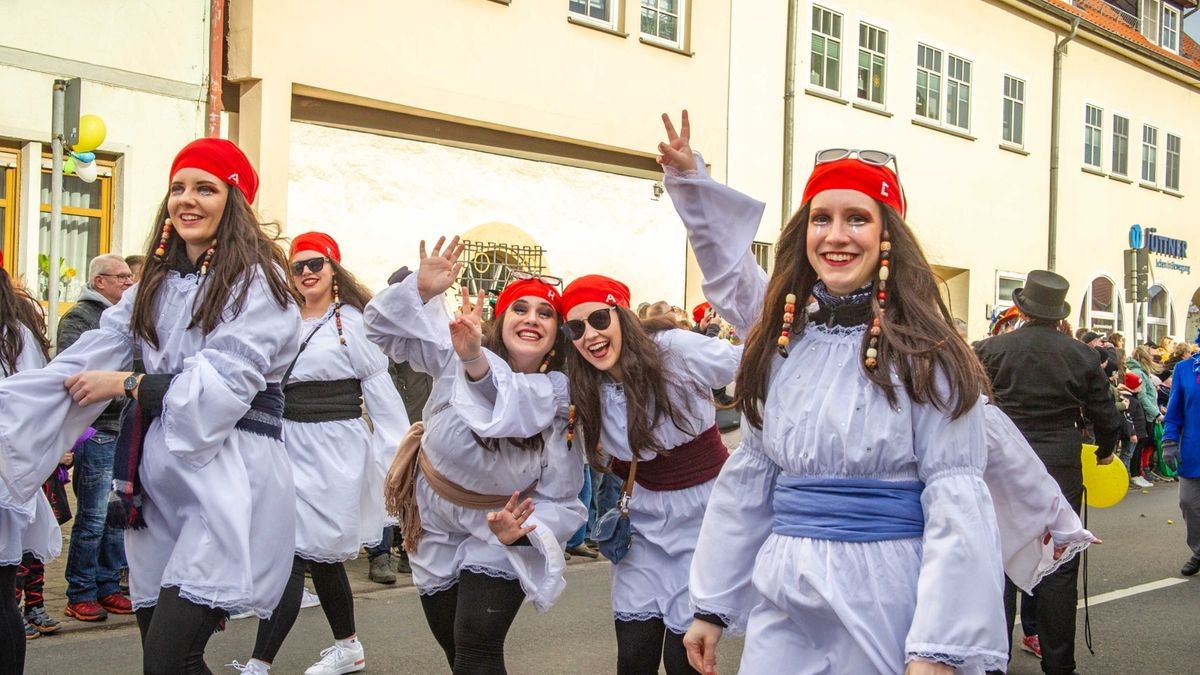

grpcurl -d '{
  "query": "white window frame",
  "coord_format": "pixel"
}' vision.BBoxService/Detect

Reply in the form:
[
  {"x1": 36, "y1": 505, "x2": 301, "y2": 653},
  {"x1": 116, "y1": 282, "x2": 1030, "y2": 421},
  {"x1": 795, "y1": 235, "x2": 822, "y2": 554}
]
[
  {"x1": 1145, "y1": 284, "x2": 1174, "y2": 344},
  {"x1": 915, "y1": 43, "x2": 943, "y2": 122},
  {"x1": 810, "y1": 5, "x2": 843, "y2": 94},
  {"x1": 1141, "y1": 0, "x2": 1161, "y2": 44},
  {"x1": 640, "y1": 0, "x2": 685, "y2": 49},
  {"x1": 569, "y1": 0, "x2": 619, "y2": 30},
  {"x1": 1084, "y1": 104, "x2": 1103, "y2": 169},
  {"x1": 752, "y1": 241, "x2": 773, "y2": 273},
  {"x1": 1142, "y1": 124, "x2": 1159, "y2": 184},
  {"x1": 1162, "y1": 4, "x2": 1180, "y2": 52},
  {"x1": 1165, "y1": 132, "x2": 1181, "y2": 192},
  {"x1": 1002, "y1": 75, "x2": 1025, "y2": 147},
  {"x1": 995, "y1": 271, "x2": 1026, "y2": 310},
  {"x1": 1079, "y1": 275, "x2": 1124, "y2": 333},
  {"x1": 945, "y1": 54, "x2": 972, "y2": 130},
  {"x1": 1112, "y1": 114, "x2": 1130, "y2": 176},
  {"x1": 857, "y1": 22, "x2": 887, "y2": 107}
]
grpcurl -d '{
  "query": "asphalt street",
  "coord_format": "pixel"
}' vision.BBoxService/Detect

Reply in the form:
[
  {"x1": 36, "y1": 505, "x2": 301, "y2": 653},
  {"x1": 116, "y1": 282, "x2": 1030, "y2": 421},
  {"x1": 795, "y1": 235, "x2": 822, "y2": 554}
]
[{"x1": 23, "y1": 479, "x2": 1200, "y2": 674}]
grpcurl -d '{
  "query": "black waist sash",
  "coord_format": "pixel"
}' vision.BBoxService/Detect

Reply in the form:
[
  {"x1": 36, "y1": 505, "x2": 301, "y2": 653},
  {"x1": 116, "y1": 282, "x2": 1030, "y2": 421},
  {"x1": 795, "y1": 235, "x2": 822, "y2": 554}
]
[{"x1": 283, "y1": 378, "x2": 363, "y2": 422}]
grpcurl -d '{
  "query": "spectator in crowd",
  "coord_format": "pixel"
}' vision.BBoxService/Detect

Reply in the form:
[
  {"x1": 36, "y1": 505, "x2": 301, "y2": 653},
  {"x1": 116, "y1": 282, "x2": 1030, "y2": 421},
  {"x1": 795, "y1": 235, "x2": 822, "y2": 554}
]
[
  {"x1": 1080, "y1": 331, "x2": 1103, "y2": 348},
  {"x1": 19, "y1": 448, "x2": 72, "y2": 638},
  {"x1": 124, "y1": 254, "x2": 146, "y2": 284},
  {"x1": 1120, "y1": 371, "x2": 1152, "y2": 488},
  {"x1": 1162, "y1": 333, "x2": 1200, "y2": 576},
  {"x1": 636, "y1": 302, "x2": 651, "y2": 319},
  {"x1": 644, "y1": 300, "x2": 674, "y2": 320},
  {"x1": 1108, "y1": 332, "x2": 1125, "y2": 352},
  {"x1": 57, "y1": 253, "x2": 134, "y2": 622}
]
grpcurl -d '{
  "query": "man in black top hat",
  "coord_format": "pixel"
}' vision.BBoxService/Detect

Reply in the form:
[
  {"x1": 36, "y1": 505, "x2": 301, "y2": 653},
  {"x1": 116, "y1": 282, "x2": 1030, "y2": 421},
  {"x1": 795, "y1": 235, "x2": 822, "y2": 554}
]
[{"x1": 975, "y1": 269, "x2": 1121, "y2": 675}]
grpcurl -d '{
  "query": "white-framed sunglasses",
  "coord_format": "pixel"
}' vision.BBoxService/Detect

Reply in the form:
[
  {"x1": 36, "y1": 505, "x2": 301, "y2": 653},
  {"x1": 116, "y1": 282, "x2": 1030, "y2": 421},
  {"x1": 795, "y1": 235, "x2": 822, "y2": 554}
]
[
  {"x1": 814, "y1": 148, "x2": 900, "y2": 176},
  {"x1": 510, "y1": 270, "x2": 563, "y2": 288}
]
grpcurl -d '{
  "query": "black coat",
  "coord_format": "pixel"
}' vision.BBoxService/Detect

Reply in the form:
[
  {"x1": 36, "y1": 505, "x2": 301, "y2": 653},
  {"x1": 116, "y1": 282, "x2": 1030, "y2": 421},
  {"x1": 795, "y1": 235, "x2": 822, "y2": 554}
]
[{"x1": 975, "y1": 323, "x2": 1121, "y2": 468}]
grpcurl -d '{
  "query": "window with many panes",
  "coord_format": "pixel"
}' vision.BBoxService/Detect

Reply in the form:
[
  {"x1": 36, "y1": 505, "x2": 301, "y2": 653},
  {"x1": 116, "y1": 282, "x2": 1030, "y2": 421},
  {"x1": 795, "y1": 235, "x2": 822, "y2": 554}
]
[
  {"x1": 915, "y1": 44, "x2": 942, "y2": 121},
  {"x1": 1162, "y1": 4, "x2": 1180, "y2": 52},
  {"x1": 945, "y1": 55, "x2": 971, "y2": 129},
  {"x1": 1112, "y1": 115, "x2": 1130, "y2": 176},
  {"x1": 0, "y1": 150, "x2": 16, "y2": 272},
  {"x1": 1002, "y1": 75, "x2": 1024, "y2": 146},
  {"x1": 752, "y1": 241, "x2": 773, "y2": 273},
  {"x1": 569, "y1": 0, "x2": 617, "y2": 28},
  {"x1": 1084, "y1": 105, "x2": 1102, "y2": 168},
  {"x1": 857, "y1": 23, "x2": 886, "y2": 106},
  {"x1": 38, "y1": 163, "x2": 113, "y2": 302},
  {"x1": 1165, "y1": 133, "x2": 1181, "y2": 191},
  {"x1": 1141, "y1": 0, "x2": 1161, "y2": 44},
  {"x1": 810, "y1": 6, "x2": 842, "y2": 93},
  {"x1": 1142, "y1": 125, "x2": 1158, "y2": 183},
  {"x1": 641, "y1": 0, "x2": 683, "y2": 47}
]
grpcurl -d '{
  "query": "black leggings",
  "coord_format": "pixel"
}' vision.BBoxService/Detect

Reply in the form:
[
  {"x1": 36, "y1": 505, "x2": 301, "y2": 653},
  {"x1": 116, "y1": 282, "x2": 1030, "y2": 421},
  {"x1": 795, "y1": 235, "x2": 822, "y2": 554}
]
[
  {"x1": 0, "y1": 566, "x2": 24, "y2": 675},
  {"x1": 418, "y1": 570, "x2": 525, "y2": 674},
  {"x1": 135, "y1": 585, "x2": 226, "y2": 675},
  {"x1": 253, "y1": 555, "x2": 356, "y2": 663},
  {"x1": 615, "y1": 617, "x2": 698, "y2": 675}
]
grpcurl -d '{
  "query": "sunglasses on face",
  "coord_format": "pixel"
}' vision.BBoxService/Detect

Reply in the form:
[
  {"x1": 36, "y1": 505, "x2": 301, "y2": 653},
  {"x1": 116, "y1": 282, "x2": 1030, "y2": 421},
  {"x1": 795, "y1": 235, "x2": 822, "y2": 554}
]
[
  {"x1": 814, "y1": 148, "x2": 900, "y2": 176},
  {"x1": 510, "y1": 270, "x2": 563, "y2": 287},
  {"x1": 290, "y1": 257, "x2": 329, "y2": 276},
  {"x1": 564, "y1": 306, "x2": 617, "y2": 341}
]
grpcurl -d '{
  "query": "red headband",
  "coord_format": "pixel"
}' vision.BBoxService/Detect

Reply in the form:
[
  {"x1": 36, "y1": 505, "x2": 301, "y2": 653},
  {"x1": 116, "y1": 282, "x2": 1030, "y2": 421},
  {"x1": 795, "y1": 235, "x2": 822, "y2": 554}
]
[
  {"x1": 170, "y1": 138, "x2": 259, "y2": 204},
  {"x1": 801, "y1": 158, "x2": 906, "y2": 218},
  {"x1": 290, "y1": 231, "x2": 341, "y2": 263},
  {"x1": 495, "y1": 279, "x2": 561, "y2": 317},
  {"x1": 562, "y1": 275, "x2": 631, "y2": 315}
]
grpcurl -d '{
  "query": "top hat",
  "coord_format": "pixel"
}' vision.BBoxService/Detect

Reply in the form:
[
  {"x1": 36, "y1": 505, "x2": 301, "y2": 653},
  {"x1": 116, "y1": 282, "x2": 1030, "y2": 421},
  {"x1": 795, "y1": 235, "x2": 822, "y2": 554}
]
[{"x1": 1012, "y1": 270, "x2": 1071, "y2": 321}]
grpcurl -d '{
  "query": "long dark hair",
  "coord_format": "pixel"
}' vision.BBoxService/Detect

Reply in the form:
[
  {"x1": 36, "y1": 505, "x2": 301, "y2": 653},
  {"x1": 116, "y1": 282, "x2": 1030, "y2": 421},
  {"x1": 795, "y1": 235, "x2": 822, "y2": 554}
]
[
  {"x1": 0, "y1": 268, "x2": 51, "y2": 375},
  {"x1": 470, "y1": 307, "x2": 568, "y2": 453},
  {"x1": 565, "y1": 306, "x2": 700, "y2": 471},
  {"x1": 130, "y1": 187, "x2": 297, "y2": 349},
  {"x1": 737, "y1": 201, "x2": 990, "y2": 429}
]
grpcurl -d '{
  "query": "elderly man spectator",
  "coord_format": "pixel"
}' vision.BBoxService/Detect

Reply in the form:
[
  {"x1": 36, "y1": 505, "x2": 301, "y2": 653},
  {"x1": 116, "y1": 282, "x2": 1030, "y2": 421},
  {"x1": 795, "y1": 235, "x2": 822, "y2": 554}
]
[{"x1": 57, "y1": 253, "x2": 134, "y2": 622}]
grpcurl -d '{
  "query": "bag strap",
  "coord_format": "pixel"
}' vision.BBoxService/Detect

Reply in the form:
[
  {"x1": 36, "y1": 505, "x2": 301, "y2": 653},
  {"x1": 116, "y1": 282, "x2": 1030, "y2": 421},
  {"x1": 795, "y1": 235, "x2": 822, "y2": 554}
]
[
  {"x1": 281, "y1": 308, "x2": 337, "y2": 386},
  {"x1": 618, "y1": 452, "x2": 638, "y2": 515}
]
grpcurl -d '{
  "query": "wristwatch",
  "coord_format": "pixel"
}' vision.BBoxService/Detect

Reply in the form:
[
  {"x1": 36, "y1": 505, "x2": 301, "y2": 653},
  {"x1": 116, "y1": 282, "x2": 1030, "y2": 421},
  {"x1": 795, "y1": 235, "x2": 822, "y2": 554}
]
[{"x1": 122, "y1": 373, "x2": 141, "y2": 399}]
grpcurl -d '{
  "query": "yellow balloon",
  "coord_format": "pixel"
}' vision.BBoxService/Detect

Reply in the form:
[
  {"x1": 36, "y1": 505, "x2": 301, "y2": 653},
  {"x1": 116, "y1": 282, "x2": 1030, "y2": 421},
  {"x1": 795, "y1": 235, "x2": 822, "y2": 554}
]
[
  {"x1": 74, "y1": 114, "x2": 107, "y2": 153},
  {"x1": 1081, "y1": 444, "x2": 1128, "y2": 508}
]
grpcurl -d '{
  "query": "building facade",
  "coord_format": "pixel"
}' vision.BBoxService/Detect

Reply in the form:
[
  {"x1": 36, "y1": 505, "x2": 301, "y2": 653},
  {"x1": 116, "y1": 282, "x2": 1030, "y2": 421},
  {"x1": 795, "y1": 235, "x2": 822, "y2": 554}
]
[{"x1": 728, "y1": 0, "x2": 1200, "y2": 343}]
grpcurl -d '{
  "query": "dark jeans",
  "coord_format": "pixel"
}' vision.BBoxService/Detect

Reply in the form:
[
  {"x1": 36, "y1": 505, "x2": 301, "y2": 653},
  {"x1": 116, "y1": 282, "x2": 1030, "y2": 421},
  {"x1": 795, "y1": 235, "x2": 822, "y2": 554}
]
[
  {"x1": 567, "y1": 466, "x2": 593, "y2": 548},
  {"x1": 1001, "y1": 464, "x2": 1083, "y2": 675},
  {"x1": 366, "y1": 526, "x2": 392, "y2": 559},
  {"x1": 66, "y1": 431, "x2": 127, "y2": 603}
]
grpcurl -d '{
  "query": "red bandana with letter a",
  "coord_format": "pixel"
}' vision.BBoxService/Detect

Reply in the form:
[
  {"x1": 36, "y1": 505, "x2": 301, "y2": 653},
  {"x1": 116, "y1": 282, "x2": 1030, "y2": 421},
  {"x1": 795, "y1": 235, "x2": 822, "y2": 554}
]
[{"x1": 562, "y1": 275, "x2": 631, "y2": 315}]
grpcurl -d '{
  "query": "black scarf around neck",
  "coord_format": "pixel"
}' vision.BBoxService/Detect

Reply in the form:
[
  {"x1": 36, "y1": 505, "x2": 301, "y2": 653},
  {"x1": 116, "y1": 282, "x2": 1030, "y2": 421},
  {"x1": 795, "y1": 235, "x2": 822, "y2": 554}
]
[{"x1": 809, "y1": 281, "x2": 874, "y2": 328}]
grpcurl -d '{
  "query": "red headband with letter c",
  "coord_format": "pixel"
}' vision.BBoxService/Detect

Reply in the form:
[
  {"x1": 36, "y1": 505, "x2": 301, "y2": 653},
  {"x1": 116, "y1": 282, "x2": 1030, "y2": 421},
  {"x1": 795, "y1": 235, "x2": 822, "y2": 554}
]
[{"x1": 801, "y1": 158, "x2": 906, "y2": 218}]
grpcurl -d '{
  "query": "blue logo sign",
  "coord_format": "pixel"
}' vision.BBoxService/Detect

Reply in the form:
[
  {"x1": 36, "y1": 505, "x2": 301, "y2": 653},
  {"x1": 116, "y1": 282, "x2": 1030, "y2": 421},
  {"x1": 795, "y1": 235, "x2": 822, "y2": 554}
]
[{"x1": 1129, "y1": 223, "x2": 1144, "y2": 249}]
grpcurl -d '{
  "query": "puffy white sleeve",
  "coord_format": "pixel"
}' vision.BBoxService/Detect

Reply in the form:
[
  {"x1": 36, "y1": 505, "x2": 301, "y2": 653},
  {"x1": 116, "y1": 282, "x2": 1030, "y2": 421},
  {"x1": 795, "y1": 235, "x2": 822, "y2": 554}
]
[
  {"x1": 345, "y1": 309, "x2": 412, "y2": 478},
  {"x1": 663, "y1": 155, "x2": 769, "y2": 337},
  {"x1": 905, "y1": 394, "x2": 1008, "y2": 671},
  {"x1": 657, "y1": 329, "x2": 741, "y2": 390},
  {"x1": 451, "y1": 349, "x2": 570, "y2": 438},
  {"x1": 982, "y1": 403, "x2": 1095, "y2": 592},
  {"x1": 363, "y1": 275, "x2": 455, "y2": 378},
  {"x1": 689, "y1": 421, "x2": 779, "y2": 633},
  {"x1": 0, "y1": 298, "x2": 136, "y2": 500},
  {"x1": 159, "y1": 270, "x2": 301, "y2": 469}
]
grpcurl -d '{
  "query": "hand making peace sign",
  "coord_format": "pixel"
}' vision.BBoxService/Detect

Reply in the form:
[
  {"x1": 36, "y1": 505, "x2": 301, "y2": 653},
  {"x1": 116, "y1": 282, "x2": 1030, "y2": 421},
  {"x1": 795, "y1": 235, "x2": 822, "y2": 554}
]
[
  {"x1": 416, "y1": 235, "x2": 466, "y2": 304},
  {"x1": 657, "y1": 109, "x2": 698, "y2": 173}
]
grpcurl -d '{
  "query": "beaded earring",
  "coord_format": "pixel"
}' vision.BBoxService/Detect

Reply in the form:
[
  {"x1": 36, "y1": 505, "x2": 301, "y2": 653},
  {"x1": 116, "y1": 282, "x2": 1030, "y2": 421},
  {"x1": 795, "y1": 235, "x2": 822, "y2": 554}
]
[
  {"x1": 539, "y1": 348, "x2": 556, "y2": 373},
  {"x1": 865, "y1": 228, "x2": 891, "y2": 371},
  {"x1": 154, "y1": 219, "x2": 172, "y2": 259},
  {"x1": 332, "y1": 273, "x2": 346, "y2": 346},
  {"x1": 776, "y1": 292, "x2": 797, "y2": 358},
  {"x1": 566, "y1": 404, "x2": 576, "y2": 448},
  {"x1": 198, "y1": 246, "x2": 216, "y2": 277}
]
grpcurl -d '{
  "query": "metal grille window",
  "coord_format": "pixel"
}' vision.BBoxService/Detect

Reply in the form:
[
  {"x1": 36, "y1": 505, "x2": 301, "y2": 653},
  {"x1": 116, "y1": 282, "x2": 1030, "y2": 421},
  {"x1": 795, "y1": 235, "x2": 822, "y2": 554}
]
[
  {"x1": 1002, "y1": 75, "x2": 1024, "y2": 146},
  {"x1": 1162, "y1": 4, "x2": 1180, "y2": 51},
  {"x1": 1165, "y1": 133, "x2": 1181, "y2": 191},
  {"x1": 457, "y1": 240, "x2": 548, "y2": 319},
  {"x1": 945, "y1": 55, "x2": 971, "y2": 130},
  {"x1": 1112, "y1": 115, "x2": 1129, "y2": 176},
  {"x1": 810, "y1": 6, "x2": 842, "y2": 92},
  {"x1": 1142, "y1": 125, "x2": 1158, "y2": 184},
  {"x1": 1084, "y1": 105, "x2": 1103, "y2": 168},
  {"x1": 569, "y1": 0, "x2": 616, "y2": 27},
  {"x1": 751, "y1": 241, "x2": 772, "y2": 273},
  {"x1": 915, "y1": 44, "x2": 942, "y2": 121},
  {"x1": 856, "y1": 23, "x2": 886, "y2": 106},
  {"x1": 641, "y1": 0, "x2": 682, "y2": 46}
]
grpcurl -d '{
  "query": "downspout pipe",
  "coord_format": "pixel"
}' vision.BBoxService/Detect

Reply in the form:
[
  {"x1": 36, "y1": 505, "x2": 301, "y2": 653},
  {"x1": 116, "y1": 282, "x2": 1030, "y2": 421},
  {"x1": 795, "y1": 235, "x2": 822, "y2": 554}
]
[
  {"x1": 1048, "y1": 17, "x2": 1080, "y2": 271},
  {"x1": 782, "y1": 0, "x2": 798, "y2": 226},
  {"x1": 206, "y1": 0, "x2": 225, "y2": 137}
]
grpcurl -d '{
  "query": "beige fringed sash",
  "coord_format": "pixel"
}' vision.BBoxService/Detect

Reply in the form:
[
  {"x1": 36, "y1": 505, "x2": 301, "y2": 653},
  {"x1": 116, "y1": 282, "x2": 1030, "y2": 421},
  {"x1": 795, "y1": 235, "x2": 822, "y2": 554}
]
[{"x1": 385, "y1": 422, "x2": 537, "y2": 553}]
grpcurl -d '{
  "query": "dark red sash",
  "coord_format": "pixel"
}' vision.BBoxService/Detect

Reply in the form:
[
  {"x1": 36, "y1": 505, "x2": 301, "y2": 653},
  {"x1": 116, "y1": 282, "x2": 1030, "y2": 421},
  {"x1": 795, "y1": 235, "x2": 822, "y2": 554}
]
[{"x1": 611, "y1": 424, "x2": 728, "y2": 492}]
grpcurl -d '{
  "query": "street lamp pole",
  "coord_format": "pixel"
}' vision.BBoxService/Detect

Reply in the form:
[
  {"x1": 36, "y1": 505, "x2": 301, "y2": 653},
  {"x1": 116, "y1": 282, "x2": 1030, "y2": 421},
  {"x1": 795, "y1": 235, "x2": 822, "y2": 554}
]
[{"x1": 48, "y1": 79, "x2": 66, "y2": 347}]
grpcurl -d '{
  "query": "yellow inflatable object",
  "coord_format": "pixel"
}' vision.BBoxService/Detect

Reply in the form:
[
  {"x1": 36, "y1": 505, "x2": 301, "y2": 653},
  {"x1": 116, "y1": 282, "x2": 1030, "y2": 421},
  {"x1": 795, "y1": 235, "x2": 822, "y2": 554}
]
[{"x1": 1081, "y1": 443, "x2": 1128, "y2": 508}]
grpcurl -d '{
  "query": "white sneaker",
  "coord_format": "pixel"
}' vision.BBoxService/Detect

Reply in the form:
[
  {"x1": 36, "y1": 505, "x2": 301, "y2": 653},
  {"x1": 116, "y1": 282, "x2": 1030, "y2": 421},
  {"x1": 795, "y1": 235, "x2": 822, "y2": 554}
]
[
  {"x1": 300, "y1": 587, "x2": 321, "y2": 609},
  {"x1": 304, "y1": 640, "x2": 365, "y2": 675},
  {"x1": 226, "y1": 660, "x2": 270, "y2": 674},
  {"x1": 1133, "y1": 476, "x2": 1154, "y2": 488}
]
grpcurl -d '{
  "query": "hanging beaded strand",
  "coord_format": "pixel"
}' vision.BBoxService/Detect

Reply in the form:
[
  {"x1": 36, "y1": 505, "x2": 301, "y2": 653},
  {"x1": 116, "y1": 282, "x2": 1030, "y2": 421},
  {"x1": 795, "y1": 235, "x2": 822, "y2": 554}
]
[
  {"x1": 198, "y1": 246, "x2": 216, "y2": 278},
  {"x1": 332, "y1": 269, "x2": 347, "y2": 346},
  {"x1": 154, "y1": 219, "x2": 172, "y2": 260},
  {"x1": 865, "y1": 228, "x2": 891, "y2": 371},
  {"x1": 538, "y1": 348, "x2": 556, "y2": 373},
  {"x1": 777, "y1": 292, "x2": 797, "y2": 358},
  {"x1": 566, "y1": 404, "x2": 576, "y2": 449}
]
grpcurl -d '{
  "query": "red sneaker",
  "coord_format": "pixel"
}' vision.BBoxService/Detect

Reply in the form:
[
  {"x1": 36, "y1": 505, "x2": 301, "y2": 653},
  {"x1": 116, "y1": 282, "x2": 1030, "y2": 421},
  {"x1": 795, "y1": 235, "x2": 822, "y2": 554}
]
[
  {"x1": 1020, "y1": 634, "x2": 1043, "y2": 659},
  {"x1": 99, "y1": 592, "x2": 134, "y2": 615},
  {"x1": 64, "y1": 600, "x2": 108, "y2": 622}
]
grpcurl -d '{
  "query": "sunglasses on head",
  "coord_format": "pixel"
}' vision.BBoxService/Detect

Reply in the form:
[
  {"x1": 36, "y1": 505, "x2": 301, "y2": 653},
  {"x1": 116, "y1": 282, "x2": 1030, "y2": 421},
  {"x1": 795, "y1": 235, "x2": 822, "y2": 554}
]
[
  {"x1": 563, "y1": 306, "x2": 617, "y2": 341},
  {"x1": 290, "y1": 257, "x2": 329, "y2": 276},
  {"x1": 815, "y1": 148, "x2": 900, "y2": 175},
  {"x1": 511, "y1": 270, "x2": 563, "y2": 287}
]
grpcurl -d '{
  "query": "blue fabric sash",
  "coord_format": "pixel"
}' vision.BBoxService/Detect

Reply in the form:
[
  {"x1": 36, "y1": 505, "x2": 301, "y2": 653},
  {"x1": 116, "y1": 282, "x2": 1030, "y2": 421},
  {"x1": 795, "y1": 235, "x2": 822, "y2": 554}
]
[{"x1": 772, "y1": 476, "x2": 925, "y2": 542}]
